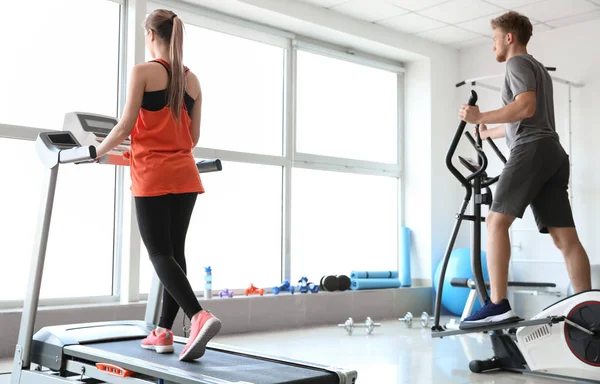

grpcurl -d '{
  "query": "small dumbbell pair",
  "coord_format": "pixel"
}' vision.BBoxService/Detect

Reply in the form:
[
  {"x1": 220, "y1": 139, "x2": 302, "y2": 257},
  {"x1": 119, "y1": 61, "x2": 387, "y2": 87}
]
[
  {"x1": 398, "y1": 311, "x2": 433, "y2": 328},
  {"x1": 338, "y1": 317, "x2": 381, "y2": 335}
]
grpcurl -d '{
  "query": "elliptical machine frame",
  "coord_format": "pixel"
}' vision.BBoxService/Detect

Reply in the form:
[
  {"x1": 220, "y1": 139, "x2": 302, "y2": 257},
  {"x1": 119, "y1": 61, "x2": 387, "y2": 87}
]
[{"x1": 431, "y1": 90, "x2": 600, "y2": 383}]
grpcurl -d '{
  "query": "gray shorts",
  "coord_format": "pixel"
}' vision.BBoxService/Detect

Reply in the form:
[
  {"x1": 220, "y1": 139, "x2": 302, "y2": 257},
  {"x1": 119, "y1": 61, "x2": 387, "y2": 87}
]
[{"x1": 491, "y1": 137, "x2": 575, "y2": 233}]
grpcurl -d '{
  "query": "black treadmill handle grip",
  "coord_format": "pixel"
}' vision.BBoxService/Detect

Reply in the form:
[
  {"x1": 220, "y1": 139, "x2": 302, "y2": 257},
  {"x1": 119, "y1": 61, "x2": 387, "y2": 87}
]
[{"x1": 196, "y1": 159, "x2": 222, "y2": 173}]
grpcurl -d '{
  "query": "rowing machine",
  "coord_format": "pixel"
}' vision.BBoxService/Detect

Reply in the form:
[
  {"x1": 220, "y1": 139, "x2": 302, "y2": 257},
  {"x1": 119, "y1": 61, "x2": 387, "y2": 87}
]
[{"x1": 431, "y1": 90, "x2": 600, "y2": 383}]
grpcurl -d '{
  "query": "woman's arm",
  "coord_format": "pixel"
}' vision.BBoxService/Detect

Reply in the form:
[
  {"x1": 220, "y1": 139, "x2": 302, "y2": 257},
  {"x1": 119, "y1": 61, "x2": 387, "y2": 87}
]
[
  {"x1": 96, "y1": 65, "x2": 146, "y2": 158},
  {"x1": 189, "y1": 74, "x2": 202, "y2": 148}
]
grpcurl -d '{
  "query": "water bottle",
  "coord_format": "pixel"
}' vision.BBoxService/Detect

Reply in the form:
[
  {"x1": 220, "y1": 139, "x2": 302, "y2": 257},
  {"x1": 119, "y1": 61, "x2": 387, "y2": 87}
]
[{"x1": 204, "y1": 266, "x2": 212, "y2": 299}]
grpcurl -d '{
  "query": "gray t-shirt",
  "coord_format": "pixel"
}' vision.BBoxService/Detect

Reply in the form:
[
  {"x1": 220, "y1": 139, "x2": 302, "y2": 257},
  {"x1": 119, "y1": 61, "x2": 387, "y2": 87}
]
[{"x1": 501, "y1": 53, "x2": 558, "y2": 149}]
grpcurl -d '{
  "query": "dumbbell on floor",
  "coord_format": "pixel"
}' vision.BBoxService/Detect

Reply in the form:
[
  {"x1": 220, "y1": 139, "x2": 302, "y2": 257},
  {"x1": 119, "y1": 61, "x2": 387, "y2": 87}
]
[
  {"x1": 338, "y1": 317, "x2": 381, "y2": 335},
  {"x1": 398, "y1": 312, "x2": 433, "y2": 328}
]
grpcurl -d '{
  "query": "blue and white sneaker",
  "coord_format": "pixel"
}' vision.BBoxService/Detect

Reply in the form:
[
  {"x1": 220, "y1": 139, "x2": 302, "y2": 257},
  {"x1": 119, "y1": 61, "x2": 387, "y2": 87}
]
[{"x1": 459, "y1": 299, "x2": 521, "y2": 330}]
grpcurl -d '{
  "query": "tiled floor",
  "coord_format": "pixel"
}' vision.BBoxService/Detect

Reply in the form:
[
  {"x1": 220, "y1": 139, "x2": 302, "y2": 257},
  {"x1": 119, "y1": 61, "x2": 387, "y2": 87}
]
[{"x1": 0, "y1": 317, "x2": 584, "y2": 383}]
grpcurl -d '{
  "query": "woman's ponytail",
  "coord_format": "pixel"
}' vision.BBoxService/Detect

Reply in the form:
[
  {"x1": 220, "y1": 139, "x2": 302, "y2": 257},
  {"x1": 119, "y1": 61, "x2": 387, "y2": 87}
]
[{"x1": 168, "y1": 15, "x2": 185, "y2": 123}]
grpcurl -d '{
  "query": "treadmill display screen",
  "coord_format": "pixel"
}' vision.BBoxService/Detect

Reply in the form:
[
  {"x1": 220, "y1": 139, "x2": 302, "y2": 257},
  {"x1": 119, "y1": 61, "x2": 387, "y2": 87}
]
[
  {"x1": 86, "y1": 119, "x2": 115, "y2": 130},
  {"x1": 48, "y1": 133, "x2": 77, "y2": 146}
]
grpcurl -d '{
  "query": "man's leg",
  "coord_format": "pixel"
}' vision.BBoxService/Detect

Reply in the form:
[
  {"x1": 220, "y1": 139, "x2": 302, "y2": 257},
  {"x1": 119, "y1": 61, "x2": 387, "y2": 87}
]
[
  {"x1": 460, "y1": 140, "x2": 557, "y2": 327},
  {"x1": 530, "y1": 143, "x2": 591, "y2": 293},
  {"x1": 548, "y1": 227, "x2": 591, "y2": 293},
  {"x1": 486, "y1": 211, "x2": 516, "y2": 303}
]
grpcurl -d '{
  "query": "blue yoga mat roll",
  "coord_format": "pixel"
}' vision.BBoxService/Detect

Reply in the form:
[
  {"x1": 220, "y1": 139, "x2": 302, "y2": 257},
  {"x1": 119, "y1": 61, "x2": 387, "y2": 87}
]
[
  {"x1": 399, "y1": 226, "x2": 412, "y2": 287},
  {"x1": 350, "y1": 278, "x2": 402, "y2": 290},
  {"x1": 350, "y1": 271, "x2": 399, "y2": 279}
]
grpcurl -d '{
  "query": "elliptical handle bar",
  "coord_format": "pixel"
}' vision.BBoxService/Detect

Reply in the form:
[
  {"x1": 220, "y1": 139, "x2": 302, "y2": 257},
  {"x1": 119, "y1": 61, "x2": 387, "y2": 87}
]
[
  {"x1": 486, "y1": 138, "x2": 507, "y2": 164},
  {"x1": 445, "y1": 90, "x2": 478, "y2": 189},
  {"x1": 463, "y1": 131, "x2": 488, "y2": 182}
]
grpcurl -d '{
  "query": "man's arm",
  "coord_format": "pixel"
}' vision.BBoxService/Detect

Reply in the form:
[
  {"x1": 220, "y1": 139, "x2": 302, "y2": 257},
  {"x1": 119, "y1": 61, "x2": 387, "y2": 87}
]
[
  {"x1": 460, "y1": 56, "x2": 537, "y2": 125},
  {"x1": 461, "y1": 91, "x2": 536, "y2": 124},
  {"x1": 478, "y1": 91, "x2": 536, "y2": 124},
  {"x1": 480, "y1": 124, "x2": 506, "y2": 140}
]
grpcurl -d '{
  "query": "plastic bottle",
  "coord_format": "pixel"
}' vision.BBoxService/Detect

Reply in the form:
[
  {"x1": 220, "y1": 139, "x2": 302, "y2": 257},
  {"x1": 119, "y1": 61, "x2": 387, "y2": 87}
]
[{"x1": 204, "y1": 266, "x2": 212, "y2": 299}]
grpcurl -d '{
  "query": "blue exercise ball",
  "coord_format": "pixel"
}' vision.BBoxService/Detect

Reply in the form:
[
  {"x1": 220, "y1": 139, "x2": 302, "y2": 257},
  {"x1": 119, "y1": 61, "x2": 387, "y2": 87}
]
[{"x1": 433, "y1": 247, "x2": 489, "y2": 316}]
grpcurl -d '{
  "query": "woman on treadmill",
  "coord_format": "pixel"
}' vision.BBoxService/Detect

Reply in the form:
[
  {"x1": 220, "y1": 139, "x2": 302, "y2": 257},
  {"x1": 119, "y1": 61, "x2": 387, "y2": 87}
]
[{"x1": 95, "y1": 9, "x2": 221, "y2": 362}]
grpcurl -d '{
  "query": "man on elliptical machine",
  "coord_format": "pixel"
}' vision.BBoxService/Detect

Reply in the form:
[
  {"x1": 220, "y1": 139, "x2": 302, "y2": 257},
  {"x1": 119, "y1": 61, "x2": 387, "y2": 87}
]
[{"x1": 458, "y1": 11, "x2": 592, "y2": 328}]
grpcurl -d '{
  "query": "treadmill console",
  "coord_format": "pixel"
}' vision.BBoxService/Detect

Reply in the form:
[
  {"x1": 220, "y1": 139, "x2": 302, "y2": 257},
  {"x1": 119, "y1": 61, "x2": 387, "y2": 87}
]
[{"x1": 62, "y1": 112, "x2": 130, "y2": 166}]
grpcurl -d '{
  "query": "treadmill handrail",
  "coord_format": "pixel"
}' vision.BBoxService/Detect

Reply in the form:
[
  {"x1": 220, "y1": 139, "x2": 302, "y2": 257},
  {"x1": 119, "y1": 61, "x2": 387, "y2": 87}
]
[{"x1": 59, "y1": 145, "x2": 96, "y2": 164}]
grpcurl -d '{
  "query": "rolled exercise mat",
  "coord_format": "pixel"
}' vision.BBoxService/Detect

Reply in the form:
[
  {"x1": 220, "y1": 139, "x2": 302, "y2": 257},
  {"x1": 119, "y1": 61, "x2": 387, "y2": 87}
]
[
  {"x1": 350, "y1": 271, "x2": 399, "y2": 279},
  {"x1": 350, "y1": 278, "x2": 402, "y2": 290},
  {"x1": 399, "y1": 226, "x2": 412, "y2": 287}
]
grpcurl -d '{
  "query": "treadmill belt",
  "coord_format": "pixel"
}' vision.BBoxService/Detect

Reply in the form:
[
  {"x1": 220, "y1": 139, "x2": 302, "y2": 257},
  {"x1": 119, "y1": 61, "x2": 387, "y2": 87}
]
[{"x1": 85, "y1": 339, "x2": 339, "y2": 384}]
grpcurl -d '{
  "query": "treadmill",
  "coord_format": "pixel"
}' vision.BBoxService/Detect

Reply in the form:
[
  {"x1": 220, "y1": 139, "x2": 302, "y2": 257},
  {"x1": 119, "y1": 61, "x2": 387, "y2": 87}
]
[{"x1": 10, "y1": 112, "x2": 358, "y2": 384}]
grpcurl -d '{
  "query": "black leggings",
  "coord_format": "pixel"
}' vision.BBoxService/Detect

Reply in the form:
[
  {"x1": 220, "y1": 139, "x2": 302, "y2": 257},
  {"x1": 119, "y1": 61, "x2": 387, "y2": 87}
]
[{"x1": 135, "y1": 193, "x2": 202, "y2": 330}]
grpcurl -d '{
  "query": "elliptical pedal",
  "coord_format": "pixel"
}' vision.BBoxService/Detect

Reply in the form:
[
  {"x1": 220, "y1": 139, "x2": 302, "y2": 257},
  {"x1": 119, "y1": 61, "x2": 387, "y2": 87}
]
[{"x1": 458, "y1": 316, "x2": 523, "y2": 330}]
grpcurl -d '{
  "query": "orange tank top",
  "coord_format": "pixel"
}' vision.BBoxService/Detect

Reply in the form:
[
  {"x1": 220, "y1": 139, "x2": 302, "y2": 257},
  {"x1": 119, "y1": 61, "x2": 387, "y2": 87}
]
[{"x1": 129, "y1": 59, "x2": 204, "y2": 197}]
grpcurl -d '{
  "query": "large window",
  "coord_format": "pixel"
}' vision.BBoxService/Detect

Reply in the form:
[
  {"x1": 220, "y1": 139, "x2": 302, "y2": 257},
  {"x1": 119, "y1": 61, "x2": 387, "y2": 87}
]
[
  {"x1": 139, "y1": 161, "x2": 283, "y2": 293},
  {"x1": 0, "y1": 0, "x2": 121, "y2": 303},
  {"x1": 291, "y1": 168, "x2": 398, "y2": 279},
  {"x1": 292, "y1": 48, "x2": 401, "y2": 280},
  {"x1": 0, "y1": 0, "x2": 120, "y2": 130},
  {"x1": 296, "y1": 50, "x2": 398, "y2": 164},
  {"x1": 0, "y1": 139, "x2": 116, "y2": 301},
  {"x1": 143, "y1": 22, "x2": 285, "y2": 156}
]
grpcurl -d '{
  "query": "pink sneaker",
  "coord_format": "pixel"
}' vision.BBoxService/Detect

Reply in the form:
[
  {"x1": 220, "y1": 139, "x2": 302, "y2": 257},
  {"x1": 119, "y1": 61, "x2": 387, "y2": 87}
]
[
  {"x1": 141, "y1": 329, "x2": 174, "y2": 353},
  {"x1": 179, "y1": 310, "x2": 222, "y2": 361}
]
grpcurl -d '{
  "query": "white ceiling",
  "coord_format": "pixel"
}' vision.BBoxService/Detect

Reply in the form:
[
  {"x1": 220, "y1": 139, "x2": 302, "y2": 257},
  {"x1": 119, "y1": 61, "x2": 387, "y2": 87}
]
[{"x1": 292, "y1": 0, "x2": 600, "y2": 48}]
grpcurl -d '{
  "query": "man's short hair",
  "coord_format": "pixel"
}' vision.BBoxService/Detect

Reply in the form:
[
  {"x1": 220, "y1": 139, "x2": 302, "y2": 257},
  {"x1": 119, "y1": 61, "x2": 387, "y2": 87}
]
[{"x1": 491, "y1": 11, "x2": 533, "y2": 45}]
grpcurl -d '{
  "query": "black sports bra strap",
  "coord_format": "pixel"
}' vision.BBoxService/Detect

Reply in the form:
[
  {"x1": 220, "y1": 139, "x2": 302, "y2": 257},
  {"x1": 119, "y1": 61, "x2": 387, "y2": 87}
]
[
  {"x1": 150, "y1": 59, "x2": 189, "y2": 74},
  {"x1": 151, "y1": 59, "x2": 170, "y2": 73}
]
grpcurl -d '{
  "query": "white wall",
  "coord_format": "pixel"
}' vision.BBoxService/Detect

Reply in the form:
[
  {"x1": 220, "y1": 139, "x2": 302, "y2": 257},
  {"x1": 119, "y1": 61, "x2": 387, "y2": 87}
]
[{"x1": 458, "y1": 19, "x2": 600, "y2": 310}]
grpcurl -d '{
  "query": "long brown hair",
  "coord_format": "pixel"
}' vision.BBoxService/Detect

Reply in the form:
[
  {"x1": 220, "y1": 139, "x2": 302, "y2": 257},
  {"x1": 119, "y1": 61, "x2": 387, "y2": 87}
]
[{"x1": 144, "y1": 9, "x2": 185, "y2": 122}]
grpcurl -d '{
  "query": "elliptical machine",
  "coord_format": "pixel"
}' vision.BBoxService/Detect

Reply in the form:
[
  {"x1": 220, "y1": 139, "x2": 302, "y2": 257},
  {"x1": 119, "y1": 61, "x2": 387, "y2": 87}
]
[{"x1": 431, "y1": 90, "x2": 600, "y2": 383}]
